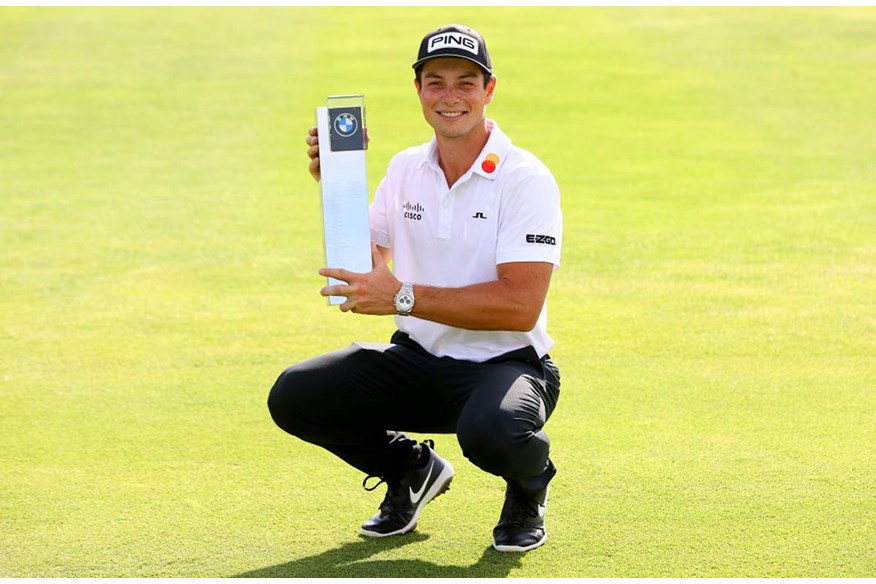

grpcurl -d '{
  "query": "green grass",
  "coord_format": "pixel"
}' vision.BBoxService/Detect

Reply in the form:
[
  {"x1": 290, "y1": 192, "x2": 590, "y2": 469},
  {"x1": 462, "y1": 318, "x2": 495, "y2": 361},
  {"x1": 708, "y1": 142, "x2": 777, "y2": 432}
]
[{"x1": 2, "y1": 7, "x2": 875, "y2": 577}]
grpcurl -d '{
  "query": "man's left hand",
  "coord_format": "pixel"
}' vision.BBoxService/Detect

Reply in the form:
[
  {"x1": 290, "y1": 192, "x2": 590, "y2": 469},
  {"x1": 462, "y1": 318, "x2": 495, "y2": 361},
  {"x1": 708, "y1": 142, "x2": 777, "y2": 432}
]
[{"x1": 319, "y1": 243, "x2": 399, "y2": 315}]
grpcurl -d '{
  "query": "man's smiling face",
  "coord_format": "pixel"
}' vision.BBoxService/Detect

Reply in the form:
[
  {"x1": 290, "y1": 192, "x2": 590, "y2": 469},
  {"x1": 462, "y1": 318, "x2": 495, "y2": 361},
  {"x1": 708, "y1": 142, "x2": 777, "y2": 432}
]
[{"x1": 416, "y1": 57, "x2": 496, "y2": 141}]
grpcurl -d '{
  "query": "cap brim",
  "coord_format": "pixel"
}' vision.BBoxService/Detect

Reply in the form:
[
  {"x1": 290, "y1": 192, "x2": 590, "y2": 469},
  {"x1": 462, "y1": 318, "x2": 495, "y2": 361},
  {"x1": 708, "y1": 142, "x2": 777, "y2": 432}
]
[{"x1": 412, "y1": 54, "x2": 492, "y2": 75}]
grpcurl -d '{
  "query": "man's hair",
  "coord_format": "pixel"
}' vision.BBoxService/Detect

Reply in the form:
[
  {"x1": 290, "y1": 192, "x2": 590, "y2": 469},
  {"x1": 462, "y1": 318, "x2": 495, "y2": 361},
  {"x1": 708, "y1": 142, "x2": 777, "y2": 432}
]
[{"x1": 414, "y1": 65, "x2": 492, "y2": 89}]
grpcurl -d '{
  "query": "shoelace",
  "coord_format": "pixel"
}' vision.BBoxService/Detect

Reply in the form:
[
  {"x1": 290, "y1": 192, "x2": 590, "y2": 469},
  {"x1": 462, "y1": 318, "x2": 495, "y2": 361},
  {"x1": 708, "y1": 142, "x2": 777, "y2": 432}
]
[
  {"x1": 361, "y1": 439, "x2": 436, "y2": 492},
  {"x1": 362, "y1": 475, "x2": 407, "y2": 516},
  {"x1": 362, "y1": 475, "x2": 386, "y2": 492}
]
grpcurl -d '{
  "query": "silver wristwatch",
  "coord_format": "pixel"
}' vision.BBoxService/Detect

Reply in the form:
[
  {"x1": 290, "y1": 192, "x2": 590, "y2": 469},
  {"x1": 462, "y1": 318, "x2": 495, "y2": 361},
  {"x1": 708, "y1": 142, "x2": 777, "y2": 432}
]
[{"x1": 393, "y1": 282, "x2": 415, "y2": 316}]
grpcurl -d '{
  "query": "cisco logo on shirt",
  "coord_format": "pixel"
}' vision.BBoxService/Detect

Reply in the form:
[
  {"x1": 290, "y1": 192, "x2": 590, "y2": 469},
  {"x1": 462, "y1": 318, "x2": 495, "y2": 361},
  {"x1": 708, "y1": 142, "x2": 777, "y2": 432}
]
[{"x1": 403, "y1": 202, "x2": 424, "y2": 221}]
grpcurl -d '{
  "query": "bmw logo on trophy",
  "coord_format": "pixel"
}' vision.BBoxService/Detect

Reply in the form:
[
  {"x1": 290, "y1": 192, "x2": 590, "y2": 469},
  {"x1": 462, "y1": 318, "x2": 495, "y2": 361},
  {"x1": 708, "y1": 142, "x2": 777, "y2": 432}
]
[{"x1": 315, "y1": 95, "x2": 371, "y2": 305}]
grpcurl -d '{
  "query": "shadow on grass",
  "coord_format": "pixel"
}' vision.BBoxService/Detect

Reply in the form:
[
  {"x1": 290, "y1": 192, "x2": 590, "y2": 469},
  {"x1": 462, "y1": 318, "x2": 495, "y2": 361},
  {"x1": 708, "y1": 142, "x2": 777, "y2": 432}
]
[{"x1": 234, "y1": 532, "x2": 523, "y2": 578}]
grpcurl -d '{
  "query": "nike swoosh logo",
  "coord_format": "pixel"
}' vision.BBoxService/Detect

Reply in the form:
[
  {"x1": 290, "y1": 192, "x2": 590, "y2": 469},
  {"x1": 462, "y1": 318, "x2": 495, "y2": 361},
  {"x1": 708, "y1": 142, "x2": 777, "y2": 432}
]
[{"x1": 409, "y1": 462, "x2": 434, "y2": 505}]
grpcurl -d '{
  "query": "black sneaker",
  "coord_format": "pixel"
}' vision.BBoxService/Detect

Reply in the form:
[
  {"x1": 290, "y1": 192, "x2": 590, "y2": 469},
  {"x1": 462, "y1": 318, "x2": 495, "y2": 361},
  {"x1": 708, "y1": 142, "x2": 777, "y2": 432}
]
[
  {"x1": 359, "y1": 440, "x2": 454, "y2": 537},
  {"x1": 492, "y1": 480, "x2": 549, "y2": 552}
]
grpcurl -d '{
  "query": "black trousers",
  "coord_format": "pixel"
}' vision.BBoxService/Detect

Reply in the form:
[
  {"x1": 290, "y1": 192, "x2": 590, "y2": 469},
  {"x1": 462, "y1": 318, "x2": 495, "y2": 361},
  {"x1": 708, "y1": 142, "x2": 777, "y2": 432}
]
[{"x1": 268, "y1": 331, "x2": 561, "y2": 490}]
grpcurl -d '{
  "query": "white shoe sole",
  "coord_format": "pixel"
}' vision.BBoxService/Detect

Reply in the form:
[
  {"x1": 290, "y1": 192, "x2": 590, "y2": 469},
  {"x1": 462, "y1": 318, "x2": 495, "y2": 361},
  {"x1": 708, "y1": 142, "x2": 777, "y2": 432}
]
[{"x1": 492, "y1": 532, "x2": 547, "y2": 552}]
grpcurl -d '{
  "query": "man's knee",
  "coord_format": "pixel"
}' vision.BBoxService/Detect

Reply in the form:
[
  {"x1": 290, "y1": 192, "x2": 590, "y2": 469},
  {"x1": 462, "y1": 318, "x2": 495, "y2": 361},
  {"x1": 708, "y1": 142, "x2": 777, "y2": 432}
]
[
  {"x1": 457, "y1": 409, "x2": 549, "y2": 479},
  {"x1": 267, "y1": 367, "x2": 309, "y2": 436}
]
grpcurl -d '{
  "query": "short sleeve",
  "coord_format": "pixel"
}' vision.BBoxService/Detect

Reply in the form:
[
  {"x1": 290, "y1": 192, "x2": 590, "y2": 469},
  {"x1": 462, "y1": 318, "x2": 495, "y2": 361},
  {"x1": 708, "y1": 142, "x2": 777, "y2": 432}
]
[{"x1": 495, "y1": 169, "x2": 562, "y2": 268}]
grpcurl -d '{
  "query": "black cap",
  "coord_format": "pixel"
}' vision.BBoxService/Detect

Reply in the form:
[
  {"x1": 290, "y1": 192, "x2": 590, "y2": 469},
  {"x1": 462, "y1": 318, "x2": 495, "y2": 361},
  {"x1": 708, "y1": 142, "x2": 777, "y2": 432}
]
[{"x1": 412, "y1": 24, "x2": 493, "y2": 75}]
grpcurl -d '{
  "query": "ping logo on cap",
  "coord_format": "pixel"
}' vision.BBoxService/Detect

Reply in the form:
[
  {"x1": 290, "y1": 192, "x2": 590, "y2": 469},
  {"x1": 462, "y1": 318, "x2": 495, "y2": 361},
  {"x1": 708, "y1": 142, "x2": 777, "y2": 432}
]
[{"x1": 428, "y1": 32, "x2": 479, "y2": 56}]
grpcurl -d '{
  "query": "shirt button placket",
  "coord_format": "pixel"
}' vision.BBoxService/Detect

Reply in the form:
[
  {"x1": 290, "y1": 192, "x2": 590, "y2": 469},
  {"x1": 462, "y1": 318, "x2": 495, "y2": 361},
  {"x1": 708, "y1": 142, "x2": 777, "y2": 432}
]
[{"x1": 437, "y1": 174, "x2": 453, "y2": 239}]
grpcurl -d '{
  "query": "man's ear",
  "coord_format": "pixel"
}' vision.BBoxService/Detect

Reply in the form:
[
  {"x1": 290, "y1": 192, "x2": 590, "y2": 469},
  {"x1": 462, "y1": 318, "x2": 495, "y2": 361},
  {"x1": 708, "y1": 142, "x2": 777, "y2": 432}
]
[{"x1": 484, "y1": 75, "x2": 497, "y2": 105}]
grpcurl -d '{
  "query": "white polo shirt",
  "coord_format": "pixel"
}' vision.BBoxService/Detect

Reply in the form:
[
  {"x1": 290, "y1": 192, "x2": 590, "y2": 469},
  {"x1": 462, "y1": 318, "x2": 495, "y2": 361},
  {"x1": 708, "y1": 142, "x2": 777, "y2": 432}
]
[{"x1": 369, "y1": 120, "x2": 562, "y2": 362}]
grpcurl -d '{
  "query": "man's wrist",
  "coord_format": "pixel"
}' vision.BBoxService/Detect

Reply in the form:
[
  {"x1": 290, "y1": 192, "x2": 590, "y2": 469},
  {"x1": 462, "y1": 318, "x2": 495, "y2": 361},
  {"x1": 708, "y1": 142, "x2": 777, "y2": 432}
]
[{"x1": 393, "y1": 282, "x2": 415, "y2": 316}]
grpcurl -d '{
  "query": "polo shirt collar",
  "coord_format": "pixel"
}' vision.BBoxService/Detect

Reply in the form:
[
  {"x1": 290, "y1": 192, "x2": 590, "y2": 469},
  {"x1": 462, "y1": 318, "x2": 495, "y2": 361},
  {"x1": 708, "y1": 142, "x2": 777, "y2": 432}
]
[{"x1": 420, "y1": 119, "x2": 512, "y2": 182}]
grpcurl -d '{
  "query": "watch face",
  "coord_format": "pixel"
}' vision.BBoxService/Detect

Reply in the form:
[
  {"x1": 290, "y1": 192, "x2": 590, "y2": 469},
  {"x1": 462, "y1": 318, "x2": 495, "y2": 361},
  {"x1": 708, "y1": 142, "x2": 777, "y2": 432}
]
[{"x1": 397, "y1": 294, "x2": 414, "y2": 312}]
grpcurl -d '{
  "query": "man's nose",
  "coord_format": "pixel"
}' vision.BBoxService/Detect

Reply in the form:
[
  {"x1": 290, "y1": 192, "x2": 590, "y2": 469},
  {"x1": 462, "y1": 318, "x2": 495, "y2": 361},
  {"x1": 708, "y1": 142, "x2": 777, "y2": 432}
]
[{"x1": 440, "y1": 86, "x2": 461, "y2": 103}]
